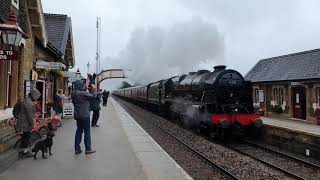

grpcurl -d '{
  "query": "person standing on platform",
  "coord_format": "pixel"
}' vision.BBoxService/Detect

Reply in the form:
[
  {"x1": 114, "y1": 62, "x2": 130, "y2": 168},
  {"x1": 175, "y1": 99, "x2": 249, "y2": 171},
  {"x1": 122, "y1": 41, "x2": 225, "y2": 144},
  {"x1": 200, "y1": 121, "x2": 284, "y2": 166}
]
[
  {"x1": 54, "y1": 90, "x2": 64, "y2": 127},
  {"x1": 71, "y1": 80, "x2": 97, "y2": 155},
  {"x1": 89, "y1": 84, "x2": 101, "y2": 127},
  {"x1": 13, "y1": 89, "x2": 41, "y2": 155},
  {"x1": 102, "y1": 90, "x2": 109, "y2": 106}
]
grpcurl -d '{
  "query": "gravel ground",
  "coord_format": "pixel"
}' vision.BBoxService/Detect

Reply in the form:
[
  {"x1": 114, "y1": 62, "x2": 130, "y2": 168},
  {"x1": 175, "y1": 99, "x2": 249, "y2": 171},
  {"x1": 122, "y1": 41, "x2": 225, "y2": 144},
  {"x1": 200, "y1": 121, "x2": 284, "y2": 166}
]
[
  {"x1": 227, "y1": 142, "x2": 320, "y2": 180},
  {"x1": 116, "y1": 98, "x2": 295, "y2": 180}
]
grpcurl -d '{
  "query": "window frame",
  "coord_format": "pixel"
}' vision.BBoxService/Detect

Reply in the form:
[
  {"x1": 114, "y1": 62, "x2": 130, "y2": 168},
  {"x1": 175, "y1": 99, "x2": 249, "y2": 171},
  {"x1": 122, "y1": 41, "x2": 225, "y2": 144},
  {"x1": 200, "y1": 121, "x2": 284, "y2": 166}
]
[
  {"x1": 279, "y1": 88, "x2": 284, "y2": 105},
  {"x1": 254, "y1": 88, "x2": 259, "y2": 103},
  {"x1": 316, "y1": 87, "x2": 320, "y2": 105},
  {"x1": 273, "y1": 86, "x2": 284, "y2": 105}
]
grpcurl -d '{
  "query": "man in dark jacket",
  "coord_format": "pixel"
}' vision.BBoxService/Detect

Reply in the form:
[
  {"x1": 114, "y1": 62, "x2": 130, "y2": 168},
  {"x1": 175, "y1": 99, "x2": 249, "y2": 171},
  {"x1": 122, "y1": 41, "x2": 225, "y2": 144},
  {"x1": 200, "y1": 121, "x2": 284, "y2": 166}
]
[
  {"x1": 14, "y1": 88, "x2": 41, "y2": 154},
  {"x1": 102, "y1": 90, "x2": 109, "y2": 106},
  {"x1": 71, "y1": 80, "x2": 97, "y2": 154},
  {"x1": 88, "y1": 84, "x2": 101, "y2": 127}
]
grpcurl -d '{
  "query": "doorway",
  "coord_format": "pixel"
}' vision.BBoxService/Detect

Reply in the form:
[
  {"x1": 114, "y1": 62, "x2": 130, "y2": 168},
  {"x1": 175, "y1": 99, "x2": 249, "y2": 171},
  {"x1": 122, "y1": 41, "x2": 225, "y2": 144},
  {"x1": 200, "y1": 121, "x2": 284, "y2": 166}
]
[
  {"x1": 292, "y1": 87, "x2": 306, "y2": 120},
  {"x1": 36, "y1": 80, "x2": 46, "y2": 118}
]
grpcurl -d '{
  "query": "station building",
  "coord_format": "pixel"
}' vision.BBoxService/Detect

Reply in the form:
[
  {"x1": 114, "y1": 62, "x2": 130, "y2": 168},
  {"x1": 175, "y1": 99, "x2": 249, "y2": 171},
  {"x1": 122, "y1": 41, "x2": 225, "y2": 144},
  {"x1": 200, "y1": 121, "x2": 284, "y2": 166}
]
[
  {"x1": 245, "y1": 49, "x2": 320, "y2": 123},
  {"x1": 0, "y1": 0, "x2": 75, "y2": 154},
  {"x1": 0, "y1": 0, "x2": 75, "y2": 116}
]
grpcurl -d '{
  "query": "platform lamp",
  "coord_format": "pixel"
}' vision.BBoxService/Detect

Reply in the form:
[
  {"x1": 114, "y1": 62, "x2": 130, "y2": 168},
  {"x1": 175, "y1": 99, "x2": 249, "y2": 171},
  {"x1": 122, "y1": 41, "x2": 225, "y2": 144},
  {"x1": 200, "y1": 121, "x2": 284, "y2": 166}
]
[
  {"x1": 0, "y1": 13, "x2": 24, "y2": 46},
  {"x1": 0, "y1": 12, "x2": 25, "y2": 107}
]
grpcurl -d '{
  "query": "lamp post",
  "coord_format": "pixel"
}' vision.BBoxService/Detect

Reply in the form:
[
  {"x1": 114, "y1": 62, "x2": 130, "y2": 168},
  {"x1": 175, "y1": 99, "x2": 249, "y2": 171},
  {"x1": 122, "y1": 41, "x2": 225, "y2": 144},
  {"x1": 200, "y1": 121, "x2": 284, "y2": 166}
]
[
  {"x1": 0, "y1": 12, "x2": 25, "y2": 107},
  {"x1": 87, "y1": 62, "x2": 90, "y2": 75}
]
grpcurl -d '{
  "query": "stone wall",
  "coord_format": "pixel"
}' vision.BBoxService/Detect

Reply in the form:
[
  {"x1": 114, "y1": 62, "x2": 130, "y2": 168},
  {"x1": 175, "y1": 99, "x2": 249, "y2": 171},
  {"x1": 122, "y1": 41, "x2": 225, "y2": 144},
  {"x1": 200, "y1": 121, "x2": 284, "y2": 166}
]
[
  {"x1": 0, "y1": 118, "x2": 18, "y2": 155},
  {"x1": 18, "y1": 37, "x2": 34, "y2": 100},
  {"x1": 262, "y1": 125, "x2": 320, "y2": 160}
]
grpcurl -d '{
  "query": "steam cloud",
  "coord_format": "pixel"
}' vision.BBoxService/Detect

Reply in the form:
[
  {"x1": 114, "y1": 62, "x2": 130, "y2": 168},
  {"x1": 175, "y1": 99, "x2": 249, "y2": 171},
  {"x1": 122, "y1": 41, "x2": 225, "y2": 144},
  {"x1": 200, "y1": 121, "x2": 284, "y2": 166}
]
[{"x1": 104, "y1": 16, "x2": 225, "y2": 84}]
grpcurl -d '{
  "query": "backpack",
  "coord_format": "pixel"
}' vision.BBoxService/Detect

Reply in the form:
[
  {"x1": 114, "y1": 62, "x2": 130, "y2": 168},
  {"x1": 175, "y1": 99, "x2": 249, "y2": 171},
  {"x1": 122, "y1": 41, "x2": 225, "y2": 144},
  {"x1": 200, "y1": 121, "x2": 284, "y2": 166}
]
[{"x1": 13, "y1": 101, "x2": 23, "y2": 119}]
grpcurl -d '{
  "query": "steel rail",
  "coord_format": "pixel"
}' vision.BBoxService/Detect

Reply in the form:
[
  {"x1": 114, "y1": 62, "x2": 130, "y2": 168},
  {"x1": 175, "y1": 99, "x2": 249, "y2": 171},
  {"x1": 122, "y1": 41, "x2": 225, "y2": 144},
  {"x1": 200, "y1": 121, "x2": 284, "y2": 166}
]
[{"x1": 243, "y1": 139, "x2": 320, "y2": 169}]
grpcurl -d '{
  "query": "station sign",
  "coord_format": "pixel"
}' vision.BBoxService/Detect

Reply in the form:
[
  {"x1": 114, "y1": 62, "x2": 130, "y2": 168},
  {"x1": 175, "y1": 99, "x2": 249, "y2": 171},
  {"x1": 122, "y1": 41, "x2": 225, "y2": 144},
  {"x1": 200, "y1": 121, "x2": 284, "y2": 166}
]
[
  {"x1": 98, "y1": 69, "x2": 127, "y2": 84},
  {"x1": 291, "y1": 82, "x2": 303, "y2": 86},
  {"x1": 36, "y1": 61, "x2": 66, "y2": 70},
  {"x1": 0, "y1": 49, "x2": 18, "y2": 61}
]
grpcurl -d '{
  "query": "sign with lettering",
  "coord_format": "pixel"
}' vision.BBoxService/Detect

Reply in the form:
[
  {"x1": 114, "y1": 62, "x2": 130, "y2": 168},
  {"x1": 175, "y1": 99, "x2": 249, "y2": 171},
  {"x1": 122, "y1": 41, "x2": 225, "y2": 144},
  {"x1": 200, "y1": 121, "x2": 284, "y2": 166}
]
[
  {"x1": 0, "y1": 49, "x2": 18, "y2": 60},
  {"x1": 98, "y1": 69, "x2": 127, "y2": 84},
  {"x1": 291, "y1": 82, "x2": 303, "y2": 86},
  {"x1": 36, "y1": 61, "x2": 66, "y2": 70}
]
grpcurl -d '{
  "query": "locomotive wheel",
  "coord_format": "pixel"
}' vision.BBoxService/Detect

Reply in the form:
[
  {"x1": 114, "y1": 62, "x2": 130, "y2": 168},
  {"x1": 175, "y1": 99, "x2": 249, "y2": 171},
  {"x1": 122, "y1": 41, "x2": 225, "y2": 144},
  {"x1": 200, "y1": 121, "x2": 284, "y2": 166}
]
[
  {"x1": 249, "y1": 126, "x2": 262, "y2": 139},
  {"x1": 159, "y1": 106, "x2": 167, "y2": 118},
  {"x1": 232, "y1": 122, "x2": 245, "y2": 139},
  {"x1": 216, "y1": 127, "x2": 227, "y2": 140}
]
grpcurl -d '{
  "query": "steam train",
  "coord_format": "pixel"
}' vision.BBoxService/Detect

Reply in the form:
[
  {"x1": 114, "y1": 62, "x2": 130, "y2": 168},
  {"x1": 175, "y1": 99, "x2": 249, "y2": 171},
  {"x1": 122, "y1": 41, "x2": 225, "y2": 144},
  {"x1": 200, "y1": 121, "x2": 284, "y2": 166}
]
[{"x1": 113, "y1": 65, "x2": 263, "y2": 138}]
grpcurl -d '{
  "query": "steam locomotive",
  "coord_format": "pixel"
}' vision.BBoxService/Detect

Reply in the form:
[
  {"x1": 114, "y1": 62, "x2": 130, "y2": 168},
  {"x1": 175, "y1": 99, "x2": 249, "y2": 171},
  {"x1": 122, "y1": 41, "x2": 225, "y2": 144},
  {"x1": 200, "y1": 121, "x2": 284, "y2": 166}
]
[{"x1": 113, "y1": 65, "x2": 263, "y2": 138}]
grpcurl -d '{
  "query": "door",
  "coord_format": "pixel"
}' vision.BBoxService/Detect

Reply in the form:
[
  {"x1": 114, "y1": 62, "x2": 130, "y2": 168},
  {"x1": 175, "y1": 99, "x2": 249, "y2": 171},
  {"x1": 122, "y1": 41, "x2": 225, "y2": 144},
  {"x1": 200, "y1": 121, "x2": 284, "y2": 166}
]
[
  {"x1": 292, "y1": 87, "x2": 306, "y2": 119},
  {"x1": 36, "y1": 81, "x2": 47, "y2": 118}
]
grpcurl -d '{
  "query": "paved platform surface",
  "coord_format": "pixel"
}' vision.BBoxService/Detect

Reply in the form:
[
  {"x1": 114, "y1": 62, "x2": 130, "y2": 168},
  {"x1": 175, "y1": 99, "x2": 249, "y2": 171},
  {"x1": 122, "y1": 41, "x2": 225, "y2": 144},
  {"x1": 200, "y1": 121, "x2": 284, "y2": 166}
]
[
  {"x1": 262, "y1": 117, "x2": 320, "y2": 137},
  {"x1": 0, "y1": 98, "x2": 191, "y2": 180}
]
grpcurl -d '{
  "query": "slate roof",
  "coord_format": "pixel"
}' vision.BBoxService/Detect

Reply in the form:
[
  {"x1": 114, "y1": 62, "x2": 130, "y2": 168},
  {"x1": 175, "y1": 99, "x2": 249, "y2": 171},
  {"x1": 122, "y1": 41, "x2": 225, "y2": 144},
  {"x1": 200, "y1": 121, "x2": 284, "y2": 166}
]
[
  {"x1": 245, "y1": 49, "x2": 320, "y2": 83},
  {"x1": 44, "y1": 13, "x2": 71, "y2": 54}
]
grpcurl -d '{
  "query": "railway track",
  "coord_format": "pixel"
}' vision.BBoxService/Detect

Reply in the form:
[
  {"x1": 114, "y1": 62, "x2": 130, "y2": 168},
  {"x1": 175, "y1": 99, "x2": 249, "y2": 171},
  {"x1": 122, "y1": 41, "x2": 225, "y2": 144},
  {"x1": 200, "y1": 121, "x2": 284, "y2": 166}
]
[
  {"x1": 244, "y1": 140, "x2": 320, "y2": 169},
  {"x1": 222, "y1": 140, "x2": 320, "y2": 180},
  {"x1": 117, "y1": 97, "x2": 320, "y2": 180},
  {"x1": 116, "y1": 98, "x2": 301, "y2": 180},
  {"x1": 117, "y1": 97, "x2": 239, "y2": 180}
]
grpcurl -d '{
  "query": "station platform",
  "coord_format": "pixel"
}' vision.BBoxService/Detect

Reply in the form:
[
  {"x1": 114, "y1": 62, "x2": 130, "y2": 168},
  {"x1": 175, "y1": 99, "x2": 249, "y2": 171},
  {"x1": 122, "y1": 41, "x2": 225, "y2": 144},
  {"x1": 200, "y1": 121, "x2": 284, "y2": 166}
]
[
  {"x1": 262, "y1": 116, "x2": 320, "y2": 137},
  {"x1": 261, "y1": 116, "x2": 320, "y2": 160},
  {"x1": 0, "y1": 98, "x2": 191, "y2": 180}
]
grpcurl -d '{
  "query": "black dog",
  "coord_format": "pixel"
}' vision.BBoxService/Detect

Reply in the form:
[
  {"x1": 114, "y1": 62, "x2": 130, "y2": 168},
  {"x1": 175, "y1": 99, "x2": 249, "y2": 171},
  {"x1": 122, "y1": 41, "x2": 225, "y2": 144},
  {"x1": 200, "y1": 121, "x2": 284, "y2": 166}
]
[{"x1": 32, "y1": 131, "x2": 55, "y2": 159}]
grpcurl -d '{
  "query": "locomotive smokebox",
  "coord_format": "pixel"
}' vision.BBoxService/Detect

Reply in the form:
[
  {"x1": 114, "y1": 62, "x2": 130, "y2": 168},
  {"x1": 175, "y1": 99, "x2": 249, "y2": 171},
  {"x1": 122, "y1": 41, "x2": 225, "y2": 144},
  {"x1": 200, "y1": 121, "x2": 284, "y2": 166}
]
[{"x1": 213, "y1": 65, "x2": 226, "y2": 72}]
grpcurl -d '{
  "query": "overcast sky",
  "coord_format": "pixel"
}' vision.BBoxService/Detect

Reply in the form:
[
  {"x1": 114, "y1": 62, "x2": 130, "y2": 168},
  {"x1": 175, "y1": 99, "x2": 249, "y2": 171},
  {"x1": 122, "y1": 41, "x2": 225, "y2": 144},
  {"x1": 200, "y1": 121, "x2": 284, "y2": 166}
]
[{"x1": 42, "y1": 0, "x2": 320, "y2": 90}]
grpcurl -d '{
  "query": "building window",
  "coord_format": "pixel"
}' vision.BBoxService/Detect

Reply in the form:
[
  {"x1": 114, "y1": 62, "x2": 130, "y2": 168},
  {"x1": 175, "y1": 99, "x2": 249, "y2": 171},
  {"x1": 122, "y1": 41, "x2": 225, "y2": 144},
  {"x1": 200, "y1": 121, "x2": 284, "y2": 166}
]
[
  {"x1": 273, "y1": 87, "x2": 284, "y2": 105},
  {"x1": 259, "y1": 90, "x2": 265, "y2": 102},
  {"x1": 280, "y1": 88, "x2": 284, "y2": 104},
  {"x1": 316, "y1": 87, "x2": 320, "y2": 105},
  {"x1": 273, "y1": 88, "x2": 278, "y2": 103},
  {"x1": 254, "y1": 88, "x2": 259, "y2": 103}
]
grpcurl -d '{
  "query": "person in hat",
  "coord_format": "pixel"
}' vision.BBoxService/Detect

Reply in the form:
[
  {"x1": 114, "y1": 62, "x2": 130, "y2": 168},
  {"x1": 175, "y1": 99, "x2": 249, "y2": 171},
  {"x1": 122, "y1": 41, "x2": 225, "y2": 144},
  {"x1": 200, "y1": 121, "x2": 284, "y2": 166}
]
[{"x1": 13, "y1": 88, "x2": 41, "y2": 155}]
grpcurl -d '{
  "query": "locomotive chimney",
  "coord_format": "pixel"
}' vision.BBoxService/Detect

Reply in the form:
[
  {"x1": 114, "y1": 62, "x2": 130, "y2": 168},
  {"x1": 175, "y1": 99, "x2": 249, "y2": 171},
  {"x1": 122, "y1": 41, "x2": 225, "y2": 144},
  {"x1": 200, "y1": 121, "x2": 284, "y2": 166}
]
[{"x1": 213, "y1": 65, "x2": 226, "y2": 72}]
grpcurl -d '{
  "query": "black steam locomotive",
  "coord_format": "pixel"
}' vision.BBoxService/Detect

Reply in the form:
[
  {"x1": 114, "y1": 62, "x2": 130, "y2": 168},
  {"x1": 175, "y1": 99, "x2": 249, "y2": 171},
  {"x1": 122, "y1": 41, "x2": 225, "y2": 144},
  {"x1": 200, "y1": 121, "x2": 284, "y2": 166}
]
[{"x1": 113, "y1": 65, "x2": 262, "y2": 138}]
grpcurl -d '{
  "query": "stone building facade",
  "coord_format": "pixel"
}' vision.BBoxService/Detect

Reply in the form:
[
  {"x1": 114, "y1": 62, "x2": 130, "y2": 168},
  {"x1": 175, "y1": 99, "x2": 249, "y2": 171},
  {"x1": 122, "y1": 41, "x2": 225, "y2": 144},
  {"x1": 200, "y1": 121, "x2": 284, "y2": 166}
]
[
  {"x1": 0, "y1": 0, "x2": 75, "y2": 112},
  {"x1": 245, "y1": 49, "x2": 320, "y2": 123},
  {"x1": 0, "y1": 0, "x2": 75, "y2": 155}
]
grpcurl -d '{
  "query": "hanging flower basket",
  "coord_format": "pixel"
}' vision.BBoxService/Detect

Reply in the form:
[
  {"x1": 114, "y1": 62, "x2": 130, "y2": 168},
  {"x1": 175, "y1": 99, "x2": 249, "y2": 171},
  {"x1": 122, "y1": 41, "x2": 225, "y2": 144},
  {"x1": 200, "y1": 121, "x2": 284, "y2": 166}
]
[{"x1": 49, "y1": 69, "x2": 64, "y2": 77}]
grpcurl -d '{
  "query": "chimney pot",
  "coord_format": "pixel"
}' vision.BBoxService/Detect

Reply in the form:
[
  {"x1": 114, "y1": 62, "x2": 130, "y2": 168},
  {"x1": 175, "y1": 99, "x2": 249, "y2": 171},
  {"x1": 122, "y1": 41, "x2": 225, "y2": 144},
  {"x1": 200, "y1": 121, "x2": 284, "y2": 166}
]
[{"x1": 213, "y1": 65, "x2": 226, "y2": 71}]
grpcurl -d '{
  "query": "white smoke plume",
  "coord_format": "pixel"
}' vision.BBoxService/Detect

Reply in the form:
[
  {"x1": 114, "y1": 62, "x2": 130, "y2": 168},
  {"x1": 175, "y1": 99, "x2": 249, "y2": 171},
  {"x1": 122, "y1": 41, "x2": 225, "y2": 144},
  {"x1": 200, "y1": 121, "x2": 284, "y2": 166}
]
[{"x1": 104, "y1": 16, "x2": 225, "y2": 84}]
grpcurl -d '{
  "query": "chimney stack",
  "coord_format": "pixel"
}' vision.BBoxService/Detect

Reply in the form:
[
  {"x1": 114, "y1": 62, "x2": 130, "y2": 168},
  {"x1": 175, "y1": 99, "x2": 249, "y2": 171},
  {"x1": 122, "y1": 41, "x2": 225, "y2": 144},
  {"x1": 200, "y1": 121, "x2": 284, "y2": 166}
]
[{"x1": 213, "y1": 65, "x2": 226, "y2": 72}]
